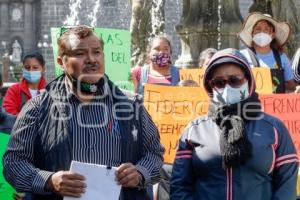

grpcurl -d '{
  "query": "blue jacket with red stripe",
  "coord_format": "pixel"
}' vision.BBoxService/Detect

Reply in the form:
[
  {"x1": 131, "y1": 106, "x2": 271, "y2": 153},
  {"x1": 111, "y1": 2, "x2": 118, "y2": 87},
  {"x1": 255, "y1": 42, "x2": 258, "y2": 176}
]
[{"x1": 170, "y1": 112, "x2": 298, "y2": 200}]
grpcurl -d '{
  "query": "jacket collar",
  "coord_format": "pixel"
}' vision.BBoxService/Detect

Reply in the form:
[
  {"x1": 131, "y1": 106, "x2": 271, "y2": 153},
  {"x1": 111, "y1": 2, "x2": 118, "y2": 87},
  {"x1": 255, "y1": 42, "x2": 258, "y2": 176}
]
[
  {"x1": 20, "y1": 77, "x2": 46, "y2": 97},
  {"x1": 45, "y1": 74, "x2": 130, "y2": 104}
]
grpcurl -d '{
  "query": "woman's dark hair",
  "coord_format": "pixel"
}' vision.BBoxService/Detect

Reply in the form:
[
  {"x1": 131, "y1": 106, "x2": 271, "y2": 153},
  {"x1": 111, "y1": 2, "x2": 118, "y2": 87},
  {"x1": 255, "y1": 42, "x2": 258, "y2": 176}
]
[
  {"x1": 22, "y1": 52, "x2": 45, "y2": 66},
  {"x1": 145, "y1": 35, "x2": 172, "y2": 64}
]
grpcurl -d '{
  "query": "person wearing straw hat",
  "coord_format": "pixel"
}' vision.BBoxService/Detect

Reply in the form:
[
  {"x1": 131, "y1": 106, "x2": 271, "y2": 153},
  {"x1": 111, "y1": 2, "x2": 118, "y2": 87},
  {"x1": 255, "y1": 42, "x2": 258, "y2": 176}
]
[
  {"x1": 170, "y1": 48, "x2": 298, "y2": 200},
  {"x1": 238, "y1": 12, "x2": 295, "y2": 93}
]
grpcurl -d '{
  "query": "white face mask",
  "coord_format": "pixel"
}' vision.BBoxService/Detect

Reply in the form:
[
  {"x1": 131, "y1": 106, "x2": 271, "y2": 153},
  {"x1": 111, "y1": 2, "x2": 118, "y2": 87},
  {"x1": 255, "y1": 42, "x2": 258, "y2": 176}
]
[
  {"x1": 212, "y1": 81, "x2": 250, "y2": 104},
  {"x1": 252, "y1": 32, "x2": 273, "y2": 47}
]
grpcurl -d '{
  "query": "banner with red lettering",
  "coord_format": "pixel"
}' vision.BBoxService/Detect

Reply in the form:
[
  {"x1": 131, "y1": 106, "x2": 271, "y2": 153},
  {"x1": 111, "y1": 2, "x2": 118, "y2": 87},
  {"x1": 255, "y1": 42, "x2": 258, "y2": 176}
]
[
  {"x1": 261, "y1": 94, "x2": 300, "y2": 159},
  {"x1": 144, "y1": 84, "x2": 300, "y2": 163}
]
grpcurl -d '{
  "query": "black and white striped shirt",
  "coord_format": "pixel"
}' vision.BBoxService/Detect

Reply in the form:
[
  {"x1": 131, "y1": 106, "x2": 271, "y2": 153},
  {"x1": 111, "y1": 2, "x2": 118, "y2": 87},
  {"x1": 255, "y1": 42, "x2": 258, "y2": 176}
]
[
  {"x1": 292, "y1": 48, "x2": 300, "y2": 83},
  {"x1": 3, "y1": 78, "x2": 164, "y2": 194}
]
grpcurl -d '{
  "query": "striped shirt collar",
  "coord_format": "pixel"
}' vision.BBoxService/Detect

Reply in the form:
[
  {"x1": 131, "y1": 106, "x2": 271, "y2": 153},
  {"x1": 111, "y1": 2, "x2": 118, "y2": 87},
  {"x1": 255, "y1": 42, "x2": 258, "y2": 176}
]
[{"x1": 64, "y1": 76, "x2": 111, "y2": 102}]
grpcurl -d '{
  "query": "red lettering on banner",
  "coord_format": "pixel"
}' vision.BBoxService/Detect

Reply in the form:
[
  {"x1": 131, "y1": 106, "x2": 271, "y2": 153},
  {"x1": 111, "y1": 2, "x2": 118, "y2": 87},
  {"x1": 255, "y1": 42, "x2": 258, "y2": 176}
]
[
  {"x1": 283, "y1": 120, "x2": 300, "y2": 136},
  {"x1": 261, "y1": 95, "x2": 300, "y2": 114}
]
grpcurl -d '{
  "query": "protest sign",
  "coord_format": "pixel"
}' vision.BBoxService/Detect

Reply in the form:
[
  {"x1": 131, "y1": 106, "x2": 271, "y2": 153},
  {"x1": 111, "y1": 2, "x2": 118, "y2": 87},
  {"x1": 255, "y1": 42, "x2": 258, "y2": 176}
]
[
  {"x1": 261, "y1": 94, "x2": 300, "y2": 159},
  {"x1": 144, "y1": 83, "x2": 300, "y2": 163},
  {"x1": 51, "y1": 27, "x2": 133, "y2": 90},
  {"x1": 251, "y1": 68, "x2": 273, "y2": 94},
  {"x1": 144, "y1": 84, "x2": 209, "y2": 163},
  {"x1": 179, "y1": 69, "x2": 205, "y2": 88},
  {"x1": 179, "y1": 67, "x2": 273, "y2": 94}
]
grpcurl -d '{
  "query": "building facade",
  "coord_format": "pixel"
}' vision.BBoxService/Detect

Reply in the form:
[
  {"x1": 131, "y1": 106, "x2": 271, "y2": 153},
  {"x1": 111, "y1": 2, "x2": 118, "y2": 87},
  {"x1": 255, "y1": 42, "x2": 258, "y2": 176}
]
[{"x1": 0, "y1": 0, "x2": 299, "y2": 81}]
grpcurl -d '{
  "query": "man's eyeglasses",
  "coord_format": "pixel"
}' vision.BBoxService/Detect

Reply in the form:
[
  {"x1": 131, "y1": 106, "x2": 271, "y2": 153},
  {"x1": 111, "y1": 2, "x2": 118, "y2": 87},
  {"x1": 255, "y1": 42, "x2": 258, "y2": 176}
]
[
  {"x1": 59, "y1": 25, "x2": 94, "y2": 37},
  {"x1": 209, "y1": 75, "x2": 246, "y2": 89}
]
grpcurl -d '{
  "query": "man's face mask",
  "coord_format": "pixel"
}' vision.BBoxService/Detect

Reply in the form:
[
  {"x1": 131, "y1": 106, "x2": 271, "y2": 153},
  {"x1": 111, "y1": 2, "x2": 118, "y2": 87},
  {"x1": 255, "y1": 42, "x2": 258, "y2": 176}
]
[
  {"x1": 150, "y1": 53, "x2": 171, "y2": 68},
  {"x1": 252, "y1": 32, "x2": 273, "y2": 47},
  {"x1": 66, "y1": 73, "x2": 105, "y2": 95},
  {"x1": 212, "y1": 81, "x2": 250, "y2": 104},
  {"x1": 23, "y1": 69, "x2": 42, "y2": 83}
]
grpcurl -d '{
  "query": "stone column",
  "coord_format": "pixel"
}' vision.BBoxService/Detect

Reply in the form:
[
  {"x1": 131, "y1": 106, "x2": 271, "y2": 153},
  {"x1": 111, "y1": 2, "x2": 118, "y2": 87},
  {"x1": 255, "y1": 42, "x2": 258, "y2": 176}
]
[
  {"x1": 0, "y1": 1, "x2": 9, "y2": 80},
  {"x1": 151, "y1": 0, "x2": 166, "y2": 37},
  {"x1": 23, "y1": 0, "x2": 35, "y2": 53},
  {"x1": 2, "y1": 55, "x2": 10, "y2": 82},
  {"x1": 175, "y1": 0, "x2": 243, "y2": 68},
  {"x1": 130, "y1": 0, "x2": 166, "y2": 67},
  {"x1": 130, "y1": 0, "x2": 153, "y2": 67},
  {"x1": 0, "y1": 1, "x2": 9, "y2": 39}
]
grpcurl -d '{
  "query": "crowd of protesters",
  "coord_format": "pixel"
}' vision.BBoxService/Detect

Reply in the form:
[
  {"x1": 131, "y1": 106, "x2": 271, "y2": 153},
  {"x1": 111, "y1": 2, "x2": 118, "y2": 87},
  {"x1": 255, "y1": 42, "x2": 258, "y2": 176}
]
[{"x1": 1, "y1": 12, "x2": 300, "y2": 200}]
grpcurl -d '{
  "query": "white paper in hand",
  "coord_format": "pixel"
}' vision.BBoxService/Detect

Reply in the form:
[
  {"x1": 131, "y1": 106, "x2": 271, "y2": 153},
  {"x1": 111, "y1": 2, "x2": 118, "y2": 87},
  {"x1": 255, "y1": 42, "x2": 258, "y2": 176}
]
[{"x1": 64, "y1": 161, "x2": 121, "y2": 200}]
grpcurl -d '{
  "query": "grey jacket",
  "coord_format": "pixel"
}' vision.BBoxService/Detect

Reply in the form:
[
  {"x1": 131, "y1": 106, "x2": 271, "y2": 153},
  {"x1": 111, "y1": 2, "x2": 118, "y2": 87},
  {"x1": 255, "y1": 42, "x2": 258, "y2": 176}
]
[{"x1": 171, "y1": 113, "x2": 298, "y2": 200}]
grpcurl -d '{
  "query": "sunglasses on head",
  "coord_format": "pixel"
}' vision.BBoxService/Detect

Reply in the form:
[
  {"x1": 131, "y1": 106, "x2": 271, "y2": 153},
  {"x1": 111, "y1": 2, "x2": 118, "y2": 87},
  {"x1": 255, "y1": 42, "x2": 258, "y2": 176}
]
[
  {"x1": 59, "y1": 25, "x2": 94, "y2": 37},
  {"x1": 210, "y1": 75, "x2": 246, "y2": 89}
]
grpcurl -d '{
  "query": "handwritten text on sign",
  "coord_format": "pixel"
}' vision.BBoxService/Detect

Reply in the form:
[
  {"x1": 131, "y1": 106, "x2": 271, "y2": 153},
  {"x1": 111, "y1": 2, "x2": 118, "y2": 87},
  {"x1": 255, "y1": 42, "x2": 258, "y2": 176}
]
[
  {"x1": 144, "y1": 84, "x2": 209, "y2": 163},
  {"x1": 179, "y1": 67, "x2": 273, "y2": 94},
  {"x1": 145, "y1": 84, "x2": 300, "y2": 163}
]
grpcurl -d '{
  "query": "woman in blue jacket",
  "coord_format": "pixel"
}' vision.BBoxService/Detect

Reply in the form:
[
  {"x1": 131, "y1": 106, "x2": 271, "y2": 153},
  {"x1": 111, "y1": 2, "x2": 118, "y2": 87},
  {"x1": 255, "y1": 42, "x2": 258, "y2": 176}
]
[{"x1": 170, "y1": 48, "x2": 298, "y2": 200}]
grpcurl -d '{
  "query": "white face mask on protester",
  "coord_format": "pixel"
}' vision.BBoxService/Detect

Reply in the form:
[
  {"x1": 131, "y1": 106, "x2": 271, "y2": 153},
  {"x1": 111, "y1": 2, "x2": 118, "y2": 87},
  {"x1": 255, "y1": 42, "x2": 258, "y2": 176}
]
[
  {"x1": 252, "y1": 32, "x2": 273, "y2": 47},
  {"x1": 212, "y1": 81, "x2": 250, "y2": 104}
]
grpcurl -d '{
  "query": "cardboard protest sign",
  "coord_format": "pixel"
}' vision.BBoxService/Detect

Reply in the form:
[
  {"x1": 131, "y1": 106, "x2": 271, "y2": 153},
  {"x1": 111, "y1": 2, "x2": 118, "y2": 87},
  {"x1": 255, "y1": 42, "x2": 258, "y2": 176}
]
[
  {"x1": 179, "y1": 69, "x2": 205, "y2": 88},
  {"x1": 51, "y1": 27, "x2": 133, "y2": 90},
  {"x1": 251, "y1": 68, "x2": 273, "y2": 94},
  {"x1": 179, "y1": 67, "x2": 273, "y2": 94},
  {"x1": 261, "y1": 94, "x2": 300, "y2": 159},
  {"x1": 144, "y1": 82, "x2": 300, "y2": 163},
  {"x1": 0, "y1": 133, "x2": 14, "y2": 200},
  {"x1": 143, "y1": 84, "x2": 209, "y2": 163}
]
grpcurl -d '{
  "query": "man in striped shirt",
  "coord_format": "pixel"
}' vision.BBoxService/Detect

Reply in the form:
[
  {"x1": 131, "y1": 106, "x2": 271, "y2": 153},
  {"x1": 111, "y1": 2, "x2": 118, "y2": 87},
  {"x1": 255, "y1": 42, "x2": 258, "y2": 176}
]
[{"x1": 3, "y1": 25, "x2": 164, "y2": 200}]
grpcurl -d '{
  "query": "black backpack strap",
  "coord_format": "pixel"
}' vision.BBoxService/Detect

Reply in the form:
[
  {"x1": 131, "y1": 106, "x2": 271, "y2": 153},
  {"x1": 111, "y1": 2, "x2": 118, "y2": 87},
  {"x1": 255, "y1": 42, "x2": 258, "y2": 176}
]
[
  {"x1": 271, "y1": 49, "x2": 285, "y2": 93},
  {"x1": 248, "y1": 47, "x2": 285, "y2": 93},
  {"x1": 247, "y1": 48, "x2": 260, "y2": 67},
  {"x1": 272, "y1": 49, "x2": 283, "y2": 70},
  {"x1": 250, "y1": 47, "x2": 283, "y2": 70}
]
